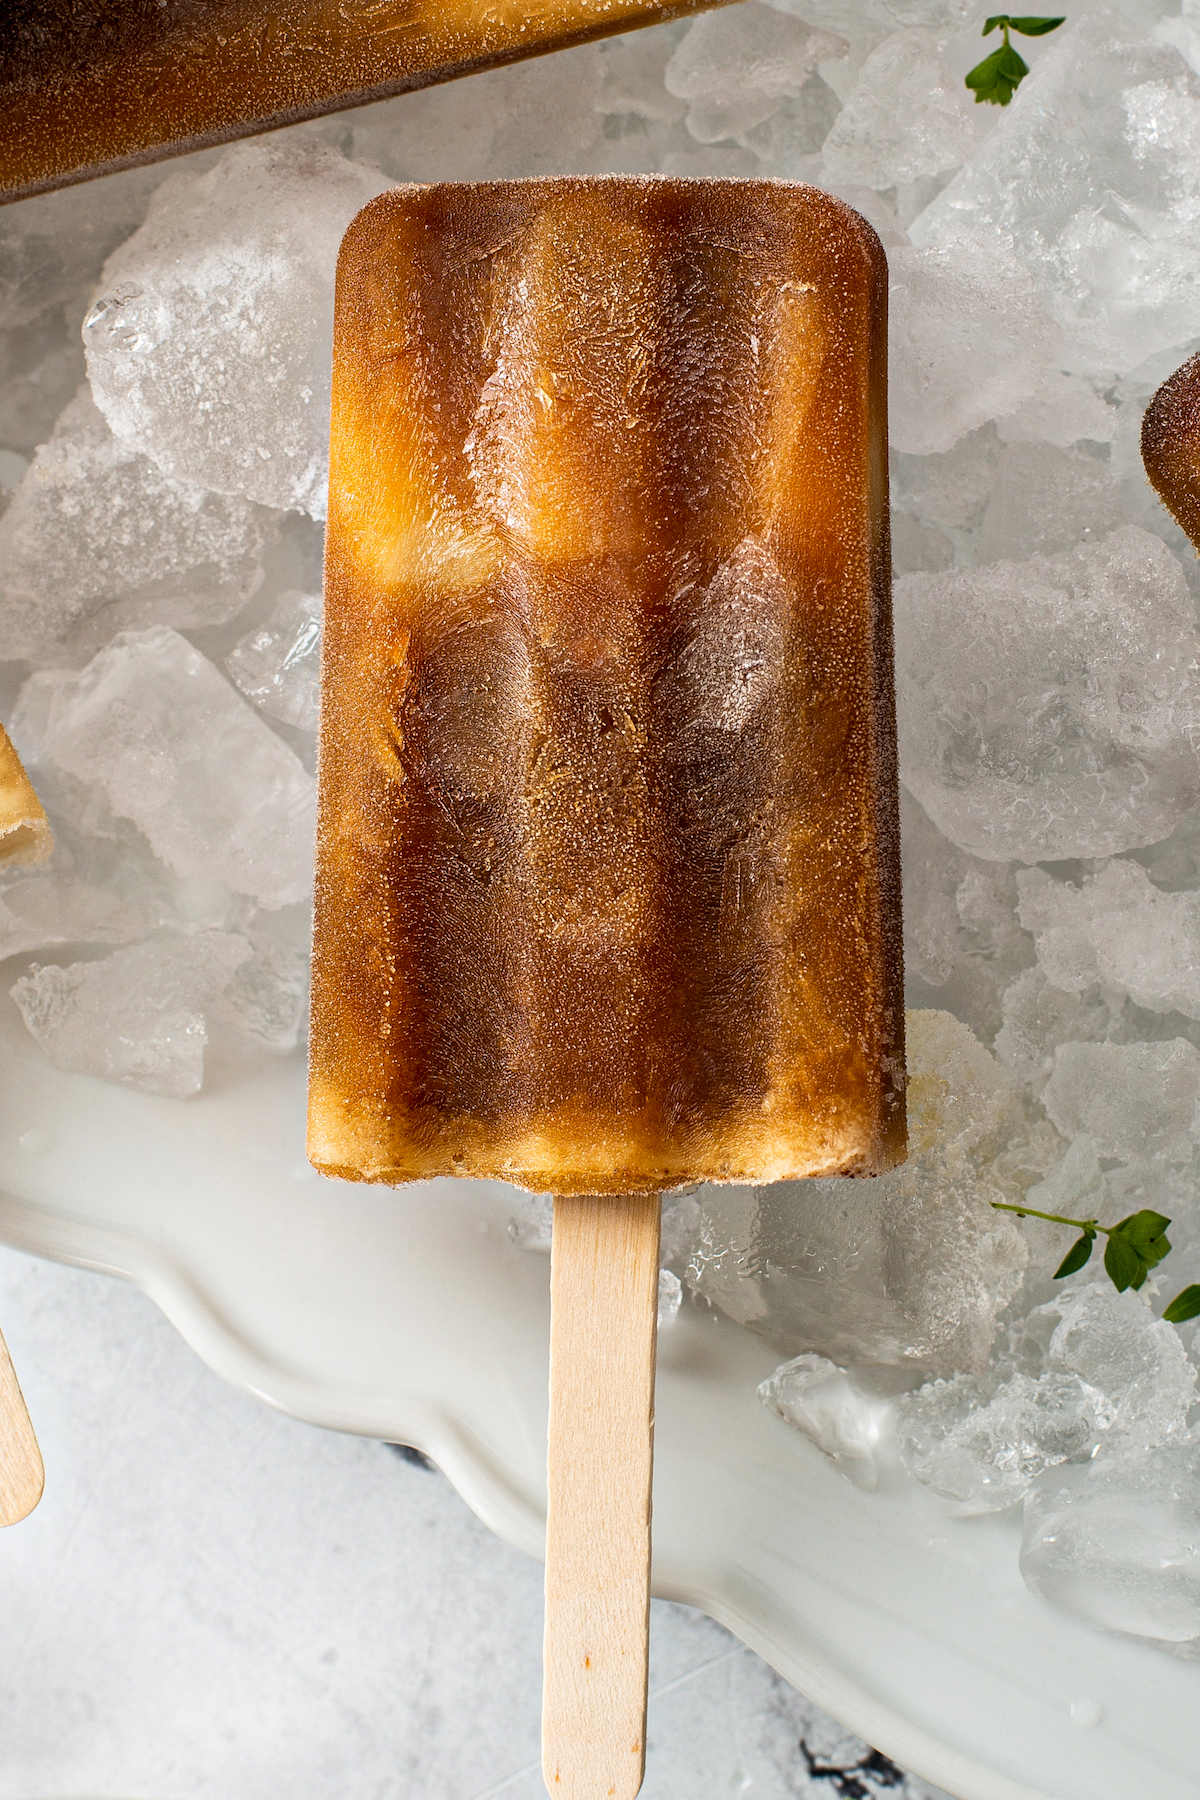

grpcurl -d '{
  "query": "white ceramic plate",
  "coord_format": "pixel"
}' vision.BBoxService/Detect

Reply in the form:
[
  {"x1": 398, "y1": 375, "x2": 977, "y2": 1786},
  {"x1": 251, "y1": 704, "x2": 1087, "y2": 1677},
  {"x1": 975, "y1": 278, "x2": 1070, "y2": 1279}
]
[{"x1": 0, "y1": 1000, "x2": 1193, "y2": 1800}]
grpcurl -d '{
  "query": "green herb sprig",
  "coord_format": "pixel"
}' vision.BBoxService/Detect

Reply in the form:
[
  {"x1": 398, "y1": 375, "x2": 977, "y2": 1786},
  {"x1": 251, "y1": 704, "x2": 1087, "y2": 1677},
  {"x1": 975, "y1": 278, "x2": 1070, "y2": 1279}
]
[
  {"x1": 965, "y1": 15, "x2": 1064, "y2": 106},
  {"x1": 991, "y1": 1200, "x2": 1200, "y2": 1323}
]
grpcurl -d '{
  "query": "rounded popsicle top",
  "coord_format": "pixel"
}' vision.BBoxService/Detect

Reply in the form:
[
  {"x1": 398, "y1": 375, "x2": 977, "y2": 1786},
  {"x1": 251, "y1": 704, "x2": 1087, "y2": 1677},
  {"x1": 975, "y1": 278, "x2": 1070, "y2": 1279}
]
[{"x1": 1143, "y1": 349, "x2": 1200, "y2": 551}]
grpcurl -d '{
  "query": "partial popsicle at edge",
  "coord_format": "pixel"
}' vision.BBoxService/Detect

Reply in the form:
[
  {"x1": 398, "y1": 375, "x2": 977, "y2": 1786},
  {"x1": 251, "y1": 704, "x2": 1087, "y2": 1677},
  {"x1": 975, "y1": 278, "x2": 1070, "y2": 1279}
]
[
  {"x1": 1143, "y1": 348, "x2": 1200, "y2": 550},
  {"x1": 0, "y1": 0, "x2": 737, "y2": 205},
  {"x1": 0, "y1": 721, "x2": 47, "y2": 1527},
  {"x1": 308, "y1": 178, "x2": 904, "y2": 1799}
]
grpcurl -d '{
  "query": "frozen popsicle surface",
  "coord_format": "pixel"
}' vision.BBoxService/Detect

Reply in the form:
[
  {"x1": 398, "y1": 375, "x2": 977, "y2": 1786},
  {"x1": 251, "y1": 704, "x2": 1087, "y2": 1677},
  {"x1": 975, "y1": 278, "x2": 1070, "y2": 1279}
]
[
  {"x1": 1143, "y1": 349, "x2": 1200, "y2": 550},
  {"x1": 309, "y1": 177, "x2": 904, "y2": 1196},
  {"x1": 0, "y1": 0, "x2": 733, "y2": 204}
]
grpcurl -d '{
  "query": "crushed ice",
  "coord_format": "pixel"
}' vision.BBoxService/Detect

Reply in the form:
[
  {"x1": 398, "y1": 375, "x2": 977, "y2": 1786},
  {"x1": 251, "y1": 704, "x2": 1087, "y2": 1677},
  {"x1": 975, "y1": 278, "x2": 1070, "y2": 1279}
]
[{"x1": 5, "y1": 0, "x2": 1200, "y2": 1653}]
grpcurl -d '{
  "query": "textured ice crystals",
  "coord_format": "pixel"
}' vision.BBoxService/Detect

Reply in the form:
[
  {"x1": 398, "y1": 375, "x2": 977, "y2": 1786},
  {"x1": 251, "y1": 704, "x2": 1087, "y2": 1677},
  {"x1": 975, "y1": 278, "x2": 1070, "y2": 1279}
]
[
  {"x1": 18, "y1": 627, "x2": 315, "y2": 911},
  {"x1": 895, "y1": 529, "x2": 1200, "y2": 862},
  {"x1": 83, "y1": 138, "x2": 388, "y2": 519}
]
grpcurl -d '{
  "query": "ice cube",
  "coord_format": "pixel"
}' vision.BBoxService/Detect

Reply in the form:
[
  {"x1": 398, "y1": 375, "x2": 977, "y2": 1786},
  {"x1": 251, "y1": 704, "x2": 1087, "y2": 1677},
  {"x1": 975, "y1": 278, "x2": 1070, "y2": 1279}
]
[
  {"x1": 597, "y1": 32, "x2": 688, "y2": 124},
  {"x1": 350, "y1": 45, "x2": 602, "y2": 182},
  {"x1": 658, "y1": 1268, "x2": 683, "y2": 1328},
  {"x1": 822, "y1": 31, "x2": 976, "y2": 191},
  {"x1": 1043, "y1": 1039, "x2": 1200, "y2": 1164},
  {"x1": 665, "y1": 5, "x2": 847, "y2": 143},
  {"x1": 897, "y1": 1367, "x2": 1097, "y2": 1513},
  {"x1": 1009, "y1": 1132, "x2": 1111, "y2": 1270},
  {"x1": 509, "y1": 1192, "x2": 554, "y2": 1253},
  {"x1": 689, "y1": 1011, "x2": 1034, "y2": 1374},
  {"x1": 1019, "y1": 861, "x2": 1200, "y2": 1020},
  {"x1": 900, "y1": 786, "x2": 1033, "y2": 1042},
  {"x1": 1047, "y1": 1282, "x2": 1197, "y2": 1445},
  {"x1": 995, "y1": 370, "x2": 1117, "y2": 447},
  {"x1": 11, "y1": 930, "x2": 250, "y2": 1099},
  {"x1": 0, "y1": 164, "x2": 167, "y2": 332},
  {"x1": 1021, "y1": 1432, "x2": 1200, "y2": 1655},
  {"x1": 975, "y1": 442, "x2": 1119, "y2": 563},
  {"x1": 226, "y1": 590, "x2": 321, "y2": 732},
  {"x1": 0, "y1": 388, "x2": 273, "y2": 662},
  {"x1": 0, "y1": 873, "x2": 146, "y2": 962},
  {"x1": 887, "y1": 241, "x2": 1061, "y2": 456},
  {"x1": 21, "y1": 627, "x2": 315, "y2": 910},
  {"x1": 83, "y1": 138, "x2": 390, "y2": 519},
  {"x1": 759, "y1": 1353, "x2": 891, "y2": 1490},
  {"x1": 910, "y1": 21, "x2": 1200, "y2": 377},
  {"x1": 895, "y1": 528, "x2": 1200, "y2": 862},
  {"x1": 213, "y1": 902, "x2": 310, "y2": 1052}
]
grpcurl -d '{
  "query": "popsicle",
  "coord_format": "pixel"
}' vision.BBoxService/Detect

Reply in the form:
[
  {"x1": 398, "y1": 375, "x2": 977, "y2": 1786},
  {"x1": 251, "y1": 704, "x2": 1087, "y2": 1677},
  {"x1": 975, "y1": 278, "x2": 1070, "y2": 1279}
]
[
  {"x1": 1143, "y1": 349, "x2": 1200, "y2": 550},
  {"x1": 0, "y1": 0, "x2": 735, "y2": 205},
  {"x1": 0, "y1": 721, "x2": 47, "y2": 1526},
  {"x1": 309, "y1": 177, "x2": 904, "y2": 1798}
]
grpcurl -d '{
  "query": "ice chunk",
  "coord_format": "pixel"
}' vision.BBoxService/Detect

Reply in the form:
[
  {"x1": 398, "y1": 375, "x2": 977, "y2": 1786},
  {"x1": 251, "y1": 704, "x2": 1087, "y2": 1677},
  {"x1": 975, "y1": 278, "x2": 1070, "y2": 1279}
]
[
  {"x1": 597, "y1": 33, "x2": 687, "y2": 124},
  {"x1": 822, "y1": 31, "x2": 975, "y2": 191},
  {"x1": 0, "y1": 873, "x2": 145, "y2": 962},
  {"x1": 975, "y1": 443, "x2": 1119, "y2": 563},
  {"x1": 213, "y1": 903, "x2": 310, "y2": 1052},
  {"x1": 22, "y1": 627, "x2": 315, "y2": 910},
  {"x1": 1017, "y1": 1135, "x2": 1111, "y2": 1271},
  {"x1": 509, "y1": 1192, "x2": 554, "y2": 1253},
  {"x1": 350, "y1": 45, "x2": 602, "y2": 183},
  {"x1": 759, "y1": 1353, "x2": 891, "y2": 1490},
  {"x1": 910, "y1": 22, "x2": 1200, "y2": 376},
  {"x1": 11, "y1": 931, "x2": 249, "y2": 1099},
  {"x1": 0, "y1": 388, "x2": 273, "y2": 661},
  {"x1": 890, "y1": 510, "x2": 953, "y2": 578},
  {"x1": 226, "y1": 590, "x2": 321, "y2": 732},
  {"x1": 1021, "y1": 1432, "x2": 1200, "y2": 1654},
  {"x1": 996, "y1": 371, "x2": 1117, "y2": 447},
  {"x1": 900, "y1": 787, "x2": 1032, "y2": 1042},
  {"x1": 0, "y1": 164, "x2": 167, "y2": 332},
  {"x1": 895, "y1": 528, "x2": 1200, "y2": 862},
  {"x1": 1048, "y1": 1282, "x2": 1197, "y2": 1445},
  {"x1": 1018, "y1": 861, "x2": 1200, "y2": 1020},
  {"x1": 83, "y1": 138, "x2": 389, "y2": 519},
  {"x1": 888, "y1": 241, "x2": 1060, "y2": 456},
  {"x1": 658, "y1": 1269, "x2": 683, "y2": 1328},
  {"x1": 665, "y1": 5, "x2": 847, "y2": 143},
  {"x1": 994, "y1": 960, "x2": 1113, "y2": 1101},
  {"x1": 689, "y1": 1011, "x2": 1034, "y2": 1374},
  {"x1": 1043, "y1": 1039, "x2": 1200, "y2": 1164},
  {"x1": 897, "y1": 1367, "x2": 1097, "y2": 1513},
  {"x1": 661, "y1": 1190, "x2": 702, "y2": 1268}
]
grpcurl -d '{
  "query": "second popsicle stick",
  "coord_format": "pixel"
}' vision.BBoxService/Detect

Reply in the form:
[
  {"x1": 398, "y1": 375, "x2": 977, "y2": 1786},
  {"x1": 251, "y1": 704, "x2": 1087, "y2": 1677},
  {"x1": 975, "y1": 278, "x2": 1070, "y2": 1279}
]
[
  {"x1": 0, "y1": 1323, "x2": 43, "y2": 1528},
  {"x1": 543, "y1": 1192, "x2": 661, "y2": 1800}
]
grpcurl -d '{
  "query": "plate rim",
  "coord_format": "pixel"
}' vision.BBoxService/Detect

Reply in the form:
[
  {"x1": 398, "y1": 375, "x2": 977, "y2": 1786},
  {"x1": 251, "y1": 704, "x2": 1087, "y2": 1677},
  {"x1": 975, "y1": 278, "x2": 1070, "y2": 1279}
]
[{"x1": 0, "y1": 1186, "x2": 1063, "y2": 1800}]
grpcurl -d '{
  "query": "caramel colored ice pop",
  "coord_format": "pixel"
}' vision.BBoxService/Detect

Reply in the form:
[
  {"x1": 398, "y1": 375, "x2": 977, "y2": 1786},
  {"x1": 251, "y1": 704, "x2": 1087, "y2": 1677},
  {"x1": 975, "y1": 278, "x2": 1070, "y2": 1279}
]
[
  {"x1": 0, "y1": 721, "x2": 47, "y2": 1527},
  {"x1": 0, "y1": 0, "x2": 735, "y2": 205},
  {"x1": 310, "y1": 178, "x2": 904, "y2": 1798},
  {"x1": 1143, "y1": 349, "x2": 1200, "y2": 550}
]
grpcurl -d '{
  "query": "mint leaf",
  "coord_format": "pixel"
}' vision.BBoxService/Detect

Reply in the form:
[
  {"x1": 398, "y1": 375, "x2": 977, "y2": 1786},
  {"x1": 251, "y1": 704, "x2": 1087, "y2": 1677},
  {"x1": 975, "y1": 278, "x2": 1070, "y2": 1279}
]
[
  {"x1": 1113, "y1": 1210, "x2": 1172, "y2": 1268},
  {"x1": 1053, "y1": 1231, "x2": 1096, "y2": 1279},
  {"x1": 1007, "y1": 14, "x2": 1066, "y2": 32},
  {"x1": 1164, "y1": 1284, "x2": 1200, "y2": 1324},
  {"x1": 982, "y1": 13, "x2": 1011, "y2": 29},
  {"x1": 1104, "y1": 1231, "x2": 1144, "y2": 1292},
  {"x1": 965, "y1": 41, "x2": 1030, "y2": 103}
]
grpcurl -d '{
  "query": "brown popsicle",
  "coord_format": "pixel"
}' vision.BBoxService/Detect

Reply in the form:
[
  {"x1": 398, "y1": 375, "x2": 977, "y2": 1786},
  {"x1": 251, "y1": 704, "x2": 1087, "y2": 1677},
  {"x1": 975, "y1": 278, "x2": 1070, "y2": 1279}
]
[
  {"x1": 1143, "y1": 348, "x2": 1200, "y2": 549},
  {"x1": 309, "y1": 178, "x2": 904, "y2": 1798},
  {"x1": 0, "y1": 721, "x2": 47, "y2": 1527},
  {"x1": 0, "y1": 0, "x2": 737, "y2": 205}
]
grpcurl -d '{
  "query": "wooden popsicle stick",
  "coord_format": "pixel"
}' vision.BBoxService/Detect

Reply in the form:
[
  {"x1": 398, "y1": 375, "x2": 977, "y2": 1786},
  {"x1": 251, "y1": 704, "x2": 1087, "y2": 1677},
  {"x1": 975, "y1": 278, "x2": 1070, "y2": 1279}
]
[
  {"x1": 0, "y1": 1322, "x2": 43, "y2": 1527},
  {"x1": 543, "y1": 1191, "x2": 662, "y2": 1800}
]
